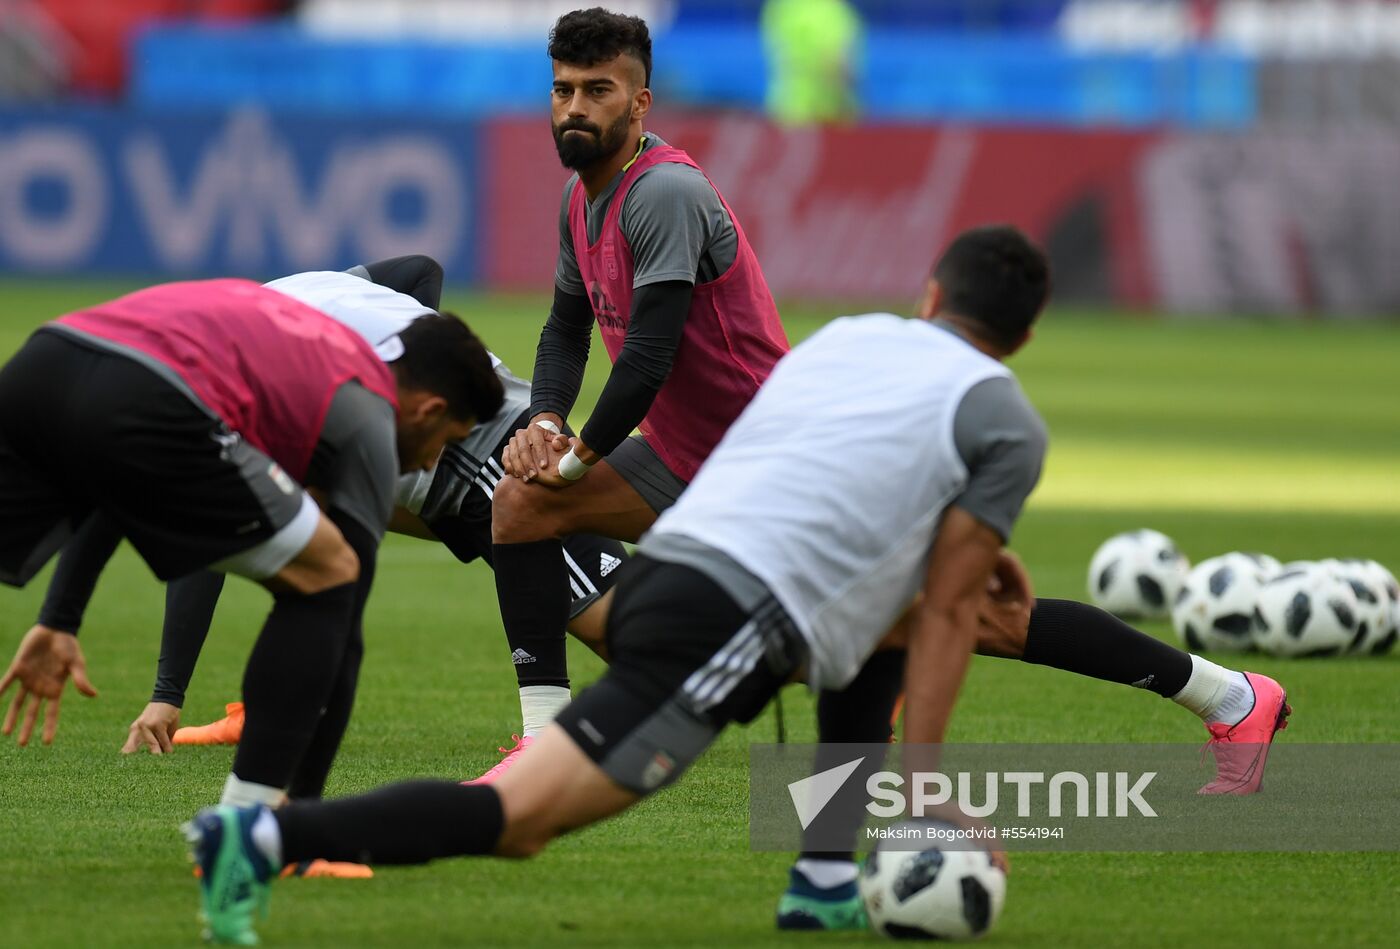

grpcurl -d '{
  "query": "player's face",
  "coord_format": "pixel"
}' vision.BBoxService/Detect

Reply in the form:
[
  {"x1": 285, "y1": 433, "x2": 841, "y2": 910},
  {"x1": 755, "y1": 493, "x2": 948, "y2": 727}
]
[
  {"x1": 395, "y1": 392, "x2": 475, "y2": 473},
  {"x1": 550, "y1": 57, "x2": 645, "y2": 170}
]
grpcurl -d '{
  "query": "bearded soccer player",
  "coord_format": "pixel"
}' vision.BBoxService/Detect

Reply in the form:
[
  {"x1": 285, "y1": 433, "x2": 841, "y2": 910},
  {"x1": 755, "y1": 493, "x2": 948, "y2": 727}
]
[
  {"x1": 483, "y1": 7, "x2": 789, "y2": 770},
  {"x1": 184, "y1": 225, "x2": 1049, "y2": 947},
  {"x1": 0, "y1": 274, "x2": 504, "y2": 818}
]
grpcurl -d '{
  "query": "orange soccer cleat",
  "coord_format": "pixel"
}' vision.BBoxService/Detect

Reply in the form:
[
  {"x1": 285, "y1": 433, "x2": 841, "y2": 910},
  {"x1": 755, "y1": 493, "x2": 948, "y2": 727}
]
[
  {"x1": 173, "y1": 702, "x2": 245, "y2": 746},
  {"x1": 281, "y1": 860, "x2": 374, "y2": 880}
]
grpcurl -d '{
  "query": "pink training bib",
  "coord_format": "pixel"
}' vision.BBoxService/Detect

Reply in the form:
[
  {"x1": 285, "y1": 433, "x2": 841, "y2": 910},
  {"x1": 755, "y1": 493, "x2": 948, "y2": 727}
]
[
  {"x1": 569, "y1": 144, "x2": 789, "y2": 481},
  {"x1": 58, "y1": 279, "x2": 398, "y2": 482}
]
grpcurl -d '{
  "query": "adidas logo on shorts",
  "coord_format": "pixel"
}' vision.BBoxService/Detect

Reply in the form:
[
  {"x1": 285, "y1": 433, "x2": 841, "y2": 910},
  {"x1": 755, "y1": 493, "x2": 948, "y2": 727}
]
[
  {"x1": 600, "y1": 553, "x2": 622, "y2": 577},
  {"x1": 510, "y1": 648, "x2": 536, "y2": 665}
]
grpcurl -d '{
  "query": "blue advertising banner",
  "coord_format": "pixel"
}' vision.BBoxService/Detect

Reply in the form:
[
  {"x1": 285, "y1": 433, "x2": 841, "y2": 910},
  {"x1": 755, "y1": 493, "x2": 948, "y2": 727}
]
[{"x1": 0, "y1": 107, "x2": 480, "y2": 282}]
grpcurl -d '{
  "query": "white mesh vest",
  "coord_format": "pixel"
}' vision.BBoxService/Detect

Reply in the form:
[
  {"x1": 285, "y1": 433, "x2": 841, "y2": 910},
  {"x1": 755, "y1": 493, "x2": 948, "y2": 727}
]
[{"x1": 645, "y1": 315, "x2": 1013, "y2": 690}]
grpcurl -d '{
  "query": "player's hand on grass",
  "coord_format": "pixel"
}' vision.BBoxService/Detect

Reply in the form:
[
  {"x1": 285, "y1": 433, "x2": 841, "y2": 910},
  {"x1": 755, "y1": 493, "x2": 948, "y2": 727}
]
[
  {"x1": 503, "y1": 414, "x2": 569, "y2": 481},
  {"x1": 0, "y1": 624, "x2": 98, "y2": 746},
  {"x1": 121, "y1": 701, "x2": 182, "y2": 755}
]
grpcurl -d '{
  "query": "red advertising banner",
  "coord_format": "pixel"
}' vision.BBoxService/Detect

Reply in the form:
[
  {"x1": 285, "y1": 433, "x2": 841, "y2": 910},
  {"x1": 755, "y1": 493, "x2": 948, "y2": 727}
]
[
  {"x1": 484, "y1": 115, "x2": 1400, "y2": 314},
  {"x1": 482, "y1": 114, "x2": 1156, "y2": 306}
]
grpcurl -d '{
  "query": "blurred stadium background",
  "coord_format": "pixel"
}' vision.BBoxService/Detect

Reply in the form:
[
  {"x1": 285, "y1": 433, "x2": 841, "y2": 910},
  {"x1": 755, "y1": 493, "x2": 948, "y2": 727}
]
[{"x1": 1, "y1": 0, "x2": 1398, "y2": 316}]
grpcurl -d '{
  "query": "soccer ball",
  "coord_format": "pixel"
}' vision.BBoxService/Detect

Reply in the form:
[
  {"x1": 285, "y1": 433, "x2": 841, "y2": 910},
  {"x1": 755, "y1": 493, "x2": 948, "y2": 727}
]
[
  {"x1": 860, "y1": 825, "x2": 1006, "y2": 941},
  {"x1": 1320, "y1": 559, "x2": 1398, "y2": 654},
  {"x1": 1087, "y1": 529, "x2": 1190, "y2": 618},
  {"x1": 1236, "y1": 551, "x2": 1283, "y2": 578},
  {"x1": 1171, "y1": 553, "x2": 1273, "y2": 653},
  {"x1": 1253, "y1": 564, "x2": 1359, "y2": 657}
]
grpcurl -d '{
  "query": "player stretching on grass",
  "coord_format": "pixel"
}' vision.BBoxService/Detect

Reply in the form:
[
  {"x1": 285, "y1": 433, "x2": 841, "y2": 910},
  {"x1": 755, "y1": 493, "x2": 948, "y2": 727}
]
[
  {"x1": 27, "y1": 258, "x2": 627, "y2": 764},
  {"x1": 482, "y1": 8, "x2": 789, "y2": 773},
  {"x1": 0, "y1": 275, "x2": 502, "y2": 818},
  {"x1": 184, "y1": 225, "x2": 1048, "y2": 946},
  {"x1": 772, "y1": 247, "x2": 1292, "y2": 931}
]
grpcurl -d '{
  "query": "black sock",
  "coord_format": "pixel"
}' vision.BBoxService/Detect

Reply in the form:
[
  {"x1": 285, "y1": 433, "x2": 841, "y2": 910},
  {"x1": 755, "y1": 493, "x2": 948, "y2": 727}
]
[
  {"x1": 287, "y1": 513, "x2": 377, "y2": 801},
  {"x1": 286, "y1": 634, "x2": 362, "y2": 800},
  {"x1": 232, "y1": 582, "x2": 357, "y2": 789},
  {"x1": 799, "y1": 650, "x2": 906, "y2": 864},
  {"x1": 492, "y1": 540, "x2": 570, "y2": 689},
  {"x1": 277, "y1": 781, "x2": 505, "y2": 865},
  {"x1": 1022, "y1": 598, "x2": 1192, "y2": 698}
]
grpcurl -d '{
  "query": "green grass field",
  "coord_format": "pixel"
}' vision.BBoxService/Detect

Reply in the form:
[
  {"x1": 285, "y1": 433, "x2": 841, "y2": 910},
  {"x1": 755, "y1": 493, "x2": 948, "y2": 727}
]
[{"x1": 0, "y1": 281, "x2": 1396, "y2": 947}]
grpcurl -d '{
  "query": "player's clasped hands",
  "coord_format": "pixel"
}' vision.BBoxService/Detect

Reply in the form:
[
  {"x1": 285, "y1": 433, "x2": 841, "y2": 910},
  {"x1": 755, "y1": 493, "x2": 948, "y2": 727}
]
[
  {"x1": 0, "y1": 623, "x2": 99, "y2": 747},
  {"x1": 502, "y1": 416, "x2": 571, "y2": 484}
]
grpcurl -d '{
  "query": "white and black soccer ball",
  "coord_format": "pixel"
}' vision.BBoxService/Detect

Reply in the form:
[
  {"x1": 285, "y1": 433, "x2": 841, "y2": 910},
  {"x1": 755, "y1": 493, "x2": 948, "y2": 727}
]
[
  {"x1": 1253, "y1": 564, "x2": 1359, "y2": 657},
  {"x1": 1235, "y1": 551, "x2": 1283, "y2": 579},
  {"x1": 1320, "y1": 559, "x2": 1398, "y2": 654},
  {"x1": 860, "y1": 826, "x2": 1005, "y2": 941},
  {"x1": 1087, "y1": 529, "x2": 1190, "y2": 618},
  {"x1": 1171, "y1": 553, "x2": 1272, "y2": 653}
]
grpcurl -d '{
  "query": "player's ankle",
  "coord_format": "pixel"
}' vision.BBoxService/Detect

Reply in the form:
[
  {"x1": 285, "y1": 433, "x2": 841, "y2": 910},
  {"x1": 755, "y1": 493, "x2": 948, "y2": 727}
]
[{"x1": 519, "y1": 685, "x2": 571, "y2": 737}]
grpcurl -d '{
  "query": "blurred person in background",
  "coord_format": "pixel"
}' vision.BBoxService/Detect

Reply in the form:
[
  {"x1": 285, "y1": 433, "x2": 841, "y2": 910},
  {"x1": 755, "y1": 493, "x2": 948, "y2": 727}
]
[
  {"x1": 761, "y1": 0, "x2": 863, "y2": 126},
  {"x1": 0, "y1": 0, "x2": 69, "y2": 98}
]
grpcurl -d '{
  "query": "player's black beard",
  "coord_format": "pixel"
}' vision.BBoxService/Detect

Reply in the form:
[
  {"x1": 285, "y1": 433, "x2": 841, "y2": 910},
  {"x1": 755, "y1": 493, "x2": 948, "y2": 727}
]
[{"x1": 552, "y1": 110, "x2": 631, "y2": 171}]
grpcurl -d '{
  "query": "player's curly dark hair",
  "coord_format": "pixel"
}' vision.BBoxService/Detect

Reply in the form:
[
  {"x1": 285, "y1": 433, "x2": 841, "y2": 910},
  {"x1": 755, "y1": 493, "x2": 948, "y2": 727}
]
[
  {"x1": 548, "y1": 7, "x2": 653, "y2": 87},
  {"x1": 933, "y1": 225, "x2": 1050, "y2": 350},
  {"x1": 394, "y1": 313, "x2": 504, "y2": 423}
]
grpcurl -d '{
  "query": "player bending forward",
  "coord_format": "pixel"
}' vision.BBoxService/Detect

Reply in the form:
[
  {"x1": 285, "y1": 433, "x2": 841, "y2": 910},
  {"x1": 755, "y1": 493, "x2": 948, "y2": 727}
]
[
  {"x1": 187, "y1": 225, "x2": 1049, "y2": 945},
  {"x1": 0, "y1": 274, "x2": 503, "y2": 816}
]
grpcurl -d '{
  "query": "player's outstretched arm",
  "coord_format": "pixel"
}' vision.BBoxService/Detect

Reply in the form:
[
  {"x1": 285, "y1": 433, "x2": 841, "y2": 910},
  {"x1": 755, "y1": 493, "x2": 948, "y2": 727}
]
[
  {"x1": 0, "y1": 624, "x2": 98, "y2": 746},
  {"x1": 120, "y1": 570, "x2": 228, "y2": 754},
  {"x1": 901, "y1": 506, "x2": 1005, "y2": 749},
  {"x1": 34, "y1": 511, "x2": 123, "y2": 638},
  {"x1": 347, "y1": 255, "x2": 445, "y2": 310}
]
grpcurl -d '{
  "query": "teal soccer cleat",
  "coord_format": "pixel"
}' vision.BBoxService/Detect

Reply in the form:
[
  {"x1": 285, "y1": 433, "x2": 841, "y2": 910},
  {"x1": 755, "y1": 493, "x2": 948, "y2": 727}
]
[
  {"x1": 184, "y1": 805, "x2": 277, "y2": 946},
  {"x1": 775, "y1": 865, "x2": 868, "y2": 931}
]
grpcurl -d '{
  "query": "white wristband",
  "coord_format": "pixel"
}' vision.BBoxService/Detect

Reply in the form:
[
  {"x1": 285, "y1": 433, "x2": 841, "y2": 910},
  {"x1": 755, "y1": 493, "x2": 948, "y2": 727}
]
[
  {"x1": 535, "y1": 419, "x2": 561, "y2": 435},
  {"x1": 558, "y1": 448, "x2": 593, "y2": 481}
]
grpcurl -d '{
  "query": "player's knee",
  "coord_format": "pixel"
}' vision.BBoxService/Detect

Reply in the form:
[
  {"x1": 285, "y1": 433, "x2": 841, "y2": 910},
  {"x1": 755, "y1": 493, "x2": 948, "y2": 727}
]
[
  {"x1": 300, "y1": 536, "x2": 360, "y2": 593},
  {"x1": 491, "y1": 477, "x2": 561, "y2": 543},
  {"x1": 494, "y1": 813, "x2": 557, "y2": 859}
]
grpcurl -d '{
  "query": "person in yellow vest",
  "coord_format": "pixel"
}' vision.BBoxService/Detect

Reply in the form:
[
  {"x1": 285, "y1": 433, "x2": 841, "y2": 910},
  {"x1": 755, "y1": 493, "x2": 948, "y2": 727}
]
[{"x1": 761, "y1": 0, "x2": 863, "y2": 125}]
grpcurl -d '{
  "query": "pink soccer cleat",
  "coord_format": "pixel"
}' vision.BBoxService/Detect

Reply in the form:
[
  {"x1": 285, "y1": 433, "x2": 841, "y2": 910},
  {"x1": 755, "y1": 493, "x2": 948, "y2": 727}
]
[
  {"x1": 465, "y1": 734, "x2": 535, "y2": 785},
  {"x1": 1199, "y1": 672, "x2": 1291, "y2": 795}
]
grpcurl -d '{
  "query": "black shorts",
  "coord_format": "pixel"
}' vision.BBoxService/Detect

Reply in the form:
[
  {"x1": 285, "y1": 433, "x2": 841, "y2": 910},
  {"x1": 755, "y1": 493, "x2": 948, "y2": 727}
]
[
  {"x1": 556, "y1": 555, "x2": 806, "y2": 795},
  {"x1": 0, "y1": 330, "x2": 305, "y2": 586},
  {"x1": 423, "y1": 411, "x2": 629, "y2": 619}
]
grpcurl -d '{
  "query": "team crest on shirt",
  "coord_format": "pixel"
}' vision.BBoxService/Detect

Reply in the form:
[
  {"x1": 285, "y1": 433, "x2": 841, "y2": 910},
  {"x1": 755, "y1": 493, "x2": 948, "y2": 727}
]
[
  {"x1": 267, "y1": 462, "x2": 296, "y2": 496},
  {"x1": 602, "y1": 240, "x2": 620, "y2": 281},
  {"x1": 640, "y1": 750, "x2": 677, "y2": 790}
]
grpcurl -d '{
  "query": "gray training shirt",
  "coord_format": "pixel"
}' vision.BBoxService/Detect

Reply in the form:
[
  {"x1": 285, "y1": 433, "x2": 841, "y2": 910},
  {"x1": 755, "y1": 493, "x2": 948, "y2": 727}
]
[{"x1": 555, "y1": 132, "x2": 739, "y2": 292}]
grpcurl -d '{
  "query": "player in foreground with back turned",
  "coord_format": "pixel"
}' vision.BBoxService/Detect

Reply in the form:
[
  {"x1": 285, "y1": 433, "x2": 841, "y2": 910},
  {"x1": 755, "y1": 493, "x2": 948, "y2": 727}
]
[
  {"x1": 184, "y1": 225, "x2": 1049, "y2": 945},
  {"x1": 0, "y1": 272, "x2": 503, "y2": 821},
  {"x1": 773, "y1": 258, "x2": 1292, "y2": 930}
]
